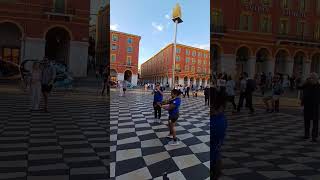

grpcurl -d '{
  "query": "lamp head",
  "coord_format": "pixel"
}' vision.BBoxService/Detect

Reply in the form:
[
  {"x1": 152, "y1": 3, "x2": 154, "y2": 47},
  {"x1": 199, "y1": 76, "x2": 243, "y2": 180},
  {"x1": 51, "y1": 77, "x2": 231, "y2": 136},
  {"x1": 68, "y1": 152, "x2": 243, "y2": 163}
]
[{"x1": 172, "y1": 3, "x2": 183, "y2": 23}]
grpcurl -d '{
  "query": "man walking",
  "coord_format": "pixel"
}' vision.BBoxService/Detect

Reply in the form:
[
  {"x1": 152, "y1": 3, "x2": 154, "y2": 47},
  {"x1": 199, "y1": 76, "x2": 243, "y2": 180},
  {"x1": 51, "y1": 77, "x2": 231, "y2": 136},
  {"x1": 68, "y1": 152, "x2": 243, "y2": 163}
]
[
  {"x1": 41, "y1": 57, "x2": 56, "y2": 112},
  {"x1": 301, "y1": 73, "x2": 320, "y2": 142}
]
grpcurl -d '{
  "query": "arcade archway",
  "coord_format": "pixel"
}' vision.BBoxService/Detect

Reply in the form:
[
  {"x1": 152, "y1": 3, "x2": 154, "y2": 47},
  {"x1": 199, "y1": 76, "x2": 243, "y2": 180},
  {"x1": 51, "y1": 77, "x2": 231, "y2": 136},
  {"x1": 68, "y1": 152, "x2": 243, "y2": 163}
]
[
  {"x1": 0, "y1": 22, "x2": 22, "y2": 65},
  {"x1": 212, "y1": 44, "x2": 222, "y2": 74},
  {"x1": 184, "y1": 76, "x2": 188, "y2": 85},
  {"x1": 45, "y1": 27, "x2": 70, "y2": 65},
  {"x1": 275, "y1": 50, "x2": 289, "y2": 74},
  {"x1": 110, "y1": 69, "x2": 117, "y2": 82},
  {"x1": 256, "y1": 48, "x2": 270, "y2": 74},
  {"x1": 311, "y1": 53, "x2": 320, "y2": 74},
  {"x1": 124, "y1": 70, "x2": 132, "y2": 82},
  {"x1": 236, "y1": 46, "x2": 250, "y2": 78},
  {"x1": 293, "y1": 51, "x2": 305, "y2": 77}
]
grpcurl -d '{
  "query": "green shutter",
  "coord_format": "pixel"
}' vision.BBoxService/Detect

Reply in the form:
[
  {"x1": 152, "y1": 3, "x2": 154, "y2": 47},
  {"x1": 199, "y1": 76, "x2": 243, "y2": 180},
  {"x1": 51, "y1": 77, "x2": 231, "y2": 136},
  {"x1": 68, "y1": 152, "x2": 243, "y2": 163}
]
[
  {"x1": 248, "y1": 16, "x2": 253, "y2": 31},
  {"x1": 55, "y1": 0, "x2": 65, "y2": 13},
  {"x1": 268, "y1": 18, "x2": 272, "y2": 33},
  {"x1": 240, "y1": 15, "x2": 243, "y2": 30}
]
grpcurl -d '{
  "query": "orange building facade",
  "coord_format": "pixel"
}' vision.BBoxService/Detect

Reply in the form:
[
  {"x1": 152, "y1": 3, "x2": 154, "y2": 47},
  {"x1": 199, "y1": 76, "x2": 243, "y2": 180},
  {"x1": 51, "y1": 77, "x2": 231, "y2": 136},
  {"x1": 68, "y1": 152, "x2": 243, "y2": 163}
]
[
  {"x1": 141, "y1": 44, "x2": 210, "y2": 87},
  {"x1": 0, "y1": 0, "x2": 90, "y2": 77},
  {"x1": 212, "y1": 0, "x2": 320, "y2": 79},
  {"x1": 110, "y1": 31, "x2": 141, "y2": 86}
]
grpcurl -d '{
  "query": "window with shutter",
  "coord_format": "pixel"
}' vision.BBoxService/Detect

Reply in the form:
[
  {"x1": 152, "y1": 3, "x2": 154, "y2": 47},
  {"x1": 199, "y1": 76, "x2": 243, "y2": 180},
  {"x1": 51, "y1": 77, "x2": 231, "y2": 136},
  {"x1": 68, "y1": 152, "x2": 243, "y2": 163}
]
[
  {"x1": 317, "y1": 0, "x2": 320, "y2": 14},
  {"x1": 239, "y1": 14, "x2": 244, "y2": 30},
  {"x1": 315, "y1": 23, "x2": 320, "y2": 40},
  {"x1": 300, "y1": 0, "x2": 306, "y2": 11},
  {"x1": 54, "y1": 0, "x2": 65, "y2": 13},
  {"x1": 248, "y1": 15, "x2": 252, "y2": 31},
  {"x1": 268, "y1": 18, "x2": 272, "y2": 33},
  {"x1": 282, "y1": 0, "x2": 289, "y2": 8}
]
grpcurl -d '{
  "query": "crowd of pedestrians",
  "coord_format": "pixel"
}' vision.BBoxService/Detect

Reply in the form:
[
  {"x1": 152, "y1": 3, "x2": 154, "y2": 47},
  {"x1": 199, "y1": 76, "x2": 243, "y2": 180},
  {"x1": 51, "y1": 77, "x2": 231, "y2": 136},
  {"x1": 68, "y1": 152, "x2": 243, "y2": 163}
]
[{"x1": 212, "y1": 71, "x2": 320, "y2": 179}]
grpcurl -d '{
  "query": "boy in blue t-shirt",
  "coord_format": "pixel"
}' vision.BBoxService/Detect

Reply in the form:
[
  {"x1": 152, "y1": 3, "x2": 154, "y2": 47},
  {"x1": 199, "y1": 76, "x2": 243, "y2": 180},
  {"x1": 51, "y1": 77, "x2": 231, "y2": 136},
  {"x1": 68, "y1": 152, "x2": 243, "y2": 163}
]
[
  {"x1": 211, "y1": 87, "x2": 227, "y2": 180},
  {"x1": 152, "y1": 83, "x2": 163, "y2": 123},
  {"x1": 162, "y1": 89, "x2": 182, "y2": 146}
]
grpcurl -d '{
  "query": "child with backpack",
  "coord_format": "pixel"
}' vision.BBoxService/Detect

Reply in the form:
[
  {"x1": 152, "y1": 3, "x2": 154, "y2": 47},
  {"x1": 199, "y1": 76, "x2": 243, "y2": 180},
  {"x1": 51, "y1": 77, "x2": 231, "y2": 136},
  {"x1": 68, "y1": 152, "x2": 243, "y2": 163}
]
[{"x1": 162, "y1": 89, "x2": 182, "y2": 146}]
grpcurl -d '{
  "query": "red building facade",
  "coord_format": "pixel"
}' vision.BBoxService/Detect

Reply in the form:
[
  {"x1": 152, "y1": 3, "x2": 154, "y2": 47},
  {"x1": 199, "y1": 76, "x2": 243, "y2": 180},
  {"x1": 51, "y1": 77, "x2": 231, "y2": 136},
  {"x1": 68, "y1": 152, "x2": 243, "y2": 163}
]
[
  {"x1": 212, "y1": 0, "x2": 320, "y2": 79},
  {"x1": 141, "y1": 44, "x2": 210, "y2": 87},
  {"x1": 0, "y1": 0, "x2": 90, "y2": 77},
  {"x1": 110, "y1": 30, "x2": 141, "y2": 86}
]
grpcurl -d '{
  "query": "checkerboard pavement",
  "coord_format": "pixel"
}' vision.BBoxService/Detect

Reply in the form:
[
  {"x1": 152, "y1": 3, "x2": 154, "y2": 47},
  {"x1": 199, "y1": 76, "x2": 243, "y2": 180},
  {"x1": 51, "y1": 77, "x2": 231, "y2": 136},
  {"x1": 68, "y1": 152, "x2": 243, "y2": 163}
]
[
  {"x1": 110, "y1": 89, "x2": 210, "y2": 180},
  {"x1": 219, "y1": 106, "x2": 320, "y2": 180},
  {"x1": 0, "y1": 85, "x2": 109, "y2": 180}
]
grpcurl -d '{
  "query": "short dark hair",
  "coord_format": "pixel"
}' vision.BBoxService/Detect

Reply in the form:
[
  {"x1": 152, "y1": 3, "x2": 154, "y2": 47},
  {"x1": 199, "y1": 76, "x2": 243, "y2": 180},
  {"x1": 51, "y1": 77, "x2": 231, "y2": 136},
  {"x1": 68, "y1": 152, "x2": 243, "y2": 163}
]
[{"x1": 171, "y1": 89, "x2": 182, "y2": 96}]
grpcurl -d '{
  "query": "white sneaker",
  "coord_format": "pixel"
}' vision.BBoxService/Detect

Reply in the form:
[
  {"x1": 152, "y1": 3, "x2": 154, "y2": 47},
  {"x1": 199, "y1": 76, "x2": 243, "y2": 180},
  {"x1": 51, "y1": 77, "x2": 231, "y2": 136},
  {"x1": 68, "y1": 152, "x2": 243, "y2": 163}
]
[
  {"x1": 167, "y1": 135, "x2": 173, "y2": 139},
  {"x1": 168, "y1": 140, "x2": 180, "y2": 146}
]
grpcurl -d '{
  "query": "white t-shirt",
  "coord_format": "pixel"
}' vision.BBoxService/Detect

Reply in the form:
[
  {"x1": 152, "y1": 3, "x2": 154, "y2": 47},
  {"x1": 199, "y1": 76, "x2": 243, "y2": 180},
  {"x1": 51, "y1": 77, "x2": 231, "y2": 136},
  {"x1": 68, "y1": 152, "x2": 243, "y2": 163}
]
[{"x1": 226, "y1": 80, "x2": 235, "y2": 96}]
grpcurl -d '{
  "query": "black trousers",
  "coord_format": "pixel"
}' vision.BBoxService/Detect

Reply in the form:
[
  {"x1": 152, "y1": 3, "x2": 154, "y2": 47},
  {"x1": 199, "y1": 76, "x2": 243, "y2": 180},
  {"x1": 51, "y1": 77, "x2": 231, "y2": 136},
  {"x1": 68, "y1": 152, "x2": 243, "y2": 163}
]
[
  {"x1": 237, "y1": 92, "x2": 254, "y2": 112},
  {"x1": 205, "y1": 96, "x2": 209, "y2": 106},
  {"x1": 186, "y1": 91, "x2": 190, "y2": 98},
  {"x1": 237, "y1": 92, "x2": 246, "y2": 111},
  {"x1": 153, "y1": 103, "x2": 161, "y2": 119},
  {"x1": 304, "y1": 104, "x2": 319, "y2": 139},
  {"x1": 227, "y1": 96, "x2": 236, "y2": 110}
]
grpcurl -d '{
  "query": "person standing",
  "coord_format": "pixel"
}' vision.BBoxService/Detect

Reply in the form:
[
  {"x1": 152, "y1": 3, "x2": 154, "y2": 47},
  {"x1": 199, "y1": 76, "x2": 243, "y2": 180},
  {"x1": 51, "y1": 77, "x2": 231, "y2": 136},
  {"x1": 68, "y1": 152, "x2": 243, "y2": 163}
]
[
  {"x1": 260, "y1": 72, "x2": 267, "y2": 95},
  {"x1": 152, "y1": 83, "x2": 163, "y2": 123},
  {"x1": 30, "y1": 62, "x2": 42, "y2": 111},
  {"x1": 162, "y1": 89, "x2": 182, "y2": 146},
  {"x1": 211, "y1": 80, "x2": 227, "y2": 180},
  {"x1": 226, "y1": 75, "x2": 237, "y2": 112},
  {"x1": 101, "y1": 68, "x2": 108, "y2": 96},
  {"x1": 123, "y1": 80, "x2": 127, "y2": 96},
  {"x1": 41, "y1": 58, "x2": 56, "y2": 112},
  {"x1": 118, "y1": 80, "x2": 123, "y2": 96},
  {"x1": 245, "y1": 74, "x2": 256, "y2": 114},
  {"x1": 186, "y1": 85, "x2": 190, "y2": 98},
  {"x1": 263, "y1": 74, "x2": 283, "y2": 113},
  {"x1": 301, "y1": 73, "x2": 320, "y2": 142},
  {"x1": 204, "y1": 86, "x2": 210, "y2": 106},
  {"x1": 237, "y1": 73, "x2": 247, "y2": 112}
]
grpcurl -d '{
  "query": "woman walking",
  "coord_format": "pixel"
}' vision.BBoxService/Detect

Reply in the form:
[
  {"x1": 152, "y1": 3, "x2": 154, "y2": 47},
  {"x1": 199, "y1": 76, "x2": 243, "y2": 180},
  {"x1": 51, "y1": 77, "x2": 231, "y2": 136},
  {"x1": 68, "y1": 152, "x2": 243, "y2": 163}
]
[
  {"x1": 226, "y1": 75, "x2": 237, "y2": 112},
  {"x1": 30, "y1": 62, "x2": 42, "y2": 111}
]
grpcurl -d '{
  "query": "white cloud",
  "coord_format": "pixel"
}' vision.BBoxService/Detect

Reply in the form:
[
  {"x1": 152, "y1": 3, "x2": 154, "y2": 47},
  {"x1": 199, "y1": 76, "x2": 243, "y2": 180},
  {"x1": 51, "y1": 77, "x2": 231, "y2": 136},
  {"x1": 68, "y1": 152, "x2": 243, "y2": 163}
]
[
  {"x1": 110, "y1": 24, "x2": 119, "y2": 31},
  {"x1": 192, "y1": 43, "x2": 210, "y2": 50},
  {"x1": 152, "y1": 22, "x2": 164, "y2": 31},
  {"x1": 165, "y1": 14, "x2": 170, "y2": 19}
]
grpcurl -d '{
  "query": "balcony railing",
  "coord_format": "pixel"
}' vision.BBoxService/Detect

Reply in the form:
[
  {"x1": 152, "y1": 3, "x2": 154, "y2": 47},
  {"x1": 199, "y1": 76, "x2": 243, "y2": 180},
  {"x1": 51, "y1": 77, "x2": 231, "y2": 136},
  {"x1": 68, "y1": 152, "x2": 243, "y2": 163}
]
[
  {"x1": 211, "y1": 25, "x2": 226, "y2": 34},
  {"x1": 276, "y1": 33, "x2": 320, "y2": 43},
  {"x1": 43, "y1": 7, "x2": 76, "y2": 18}
]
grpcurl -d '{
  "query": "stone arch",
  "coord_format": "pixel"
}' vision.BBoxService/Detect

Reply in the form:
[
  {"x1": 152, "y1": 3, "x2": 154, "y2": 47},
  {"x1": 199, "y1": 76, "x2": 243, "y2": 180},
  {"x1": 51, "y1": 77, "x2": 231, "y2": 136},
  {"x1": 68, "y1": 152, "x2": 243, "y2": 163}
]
[
  {"x1": 0, "y1": 20, "x2": 24, "y2": 38},
  {"x1": 43, "y1": 25, "x2": 73, "y2": 41},
  {"x1": 235, "y1": 44, "x2": 253, "y2": 56},
  {"x1": 274, "y1": 48, "x2": 291, "y2": 59},
  {"x1": 0, "y1": 21, "x2": 23, "y2": 64}
]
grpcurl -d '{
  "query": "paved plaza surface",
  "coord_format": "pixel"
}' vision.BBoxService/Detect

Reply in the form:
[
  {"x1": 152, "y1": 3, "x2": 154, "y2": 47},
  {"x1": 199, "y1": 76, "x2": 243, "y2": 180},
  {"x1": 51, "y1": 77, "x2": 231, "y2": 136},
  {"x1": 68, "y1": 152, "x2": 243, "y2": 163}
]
[
  {"x1": 220, "y1": 106, "x2": 320, "y2": 180},
  {"x1": 110, "y1": 89, "x2": 210, "y2": 180},
  {"x1": 0, "y1": 83, "x2": 109, "y2": 180}
]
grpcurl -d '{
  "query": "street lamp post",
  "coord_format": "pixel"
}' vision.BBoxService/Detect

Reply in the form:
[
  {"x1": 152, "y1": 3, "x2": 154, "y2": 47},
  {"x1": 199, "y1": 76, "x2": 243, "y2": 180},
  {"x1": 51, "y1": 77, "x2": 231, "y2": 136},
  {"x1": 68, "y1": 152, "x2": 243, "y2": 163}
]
[{"x1": 171, "y1": 3, "x2": 183, "y2": 88}]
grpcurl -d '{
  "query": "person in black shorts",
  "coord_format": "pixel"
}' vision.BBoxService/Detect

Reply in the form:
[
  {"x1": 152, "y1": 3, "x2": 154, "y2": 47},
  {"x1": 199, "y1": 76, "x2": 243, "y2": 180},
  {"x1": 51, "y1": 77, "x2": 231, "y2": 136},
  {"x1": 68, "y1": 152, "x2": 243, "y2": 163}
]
[
  {"x1": 162, "y1": 89, "x2": 182, "y2": 146},
  {"x1": 41, "y1": 58, "x2": 56, "y2": 112}
]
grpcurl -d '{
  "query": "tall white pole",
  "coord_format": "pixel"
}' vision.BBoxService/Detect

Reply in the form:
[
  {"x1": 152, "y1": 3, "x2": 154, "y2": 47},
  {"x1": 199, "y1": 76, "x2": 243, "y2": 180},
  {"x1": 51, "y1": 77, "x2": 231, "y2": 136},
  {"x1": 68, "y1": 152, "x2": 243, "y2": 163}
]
[{"x1": 172, "y1": 20, "x2": 178, "y2": 88}]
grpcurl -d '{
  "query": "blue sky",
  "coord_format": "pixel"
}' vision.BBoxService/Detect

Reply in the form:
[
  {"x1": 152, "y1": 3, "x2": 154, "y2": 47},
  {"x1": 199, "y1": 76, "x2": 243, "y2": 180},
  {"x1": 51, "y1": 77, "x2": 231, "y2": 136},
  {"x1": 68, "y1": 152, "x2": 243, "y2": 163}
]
[{"x1": 110, "y1": 0, "x2": 210, "y2": 68}]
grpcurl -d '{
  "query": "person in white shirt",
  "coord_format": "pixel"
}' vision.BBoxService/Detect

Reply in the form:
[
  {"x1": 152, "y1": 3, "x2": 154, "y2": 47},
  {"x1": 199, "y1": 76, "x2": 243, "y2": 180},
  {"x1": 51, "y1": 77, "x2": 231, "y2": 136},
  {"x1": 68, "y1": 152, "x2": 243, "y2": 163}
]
[
  {"x1": 119, "y1": 80, "x2": 123, "y2": 96},
  {"x1": 226, "y1": 75, "x2": 237, "y2": 112}
]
